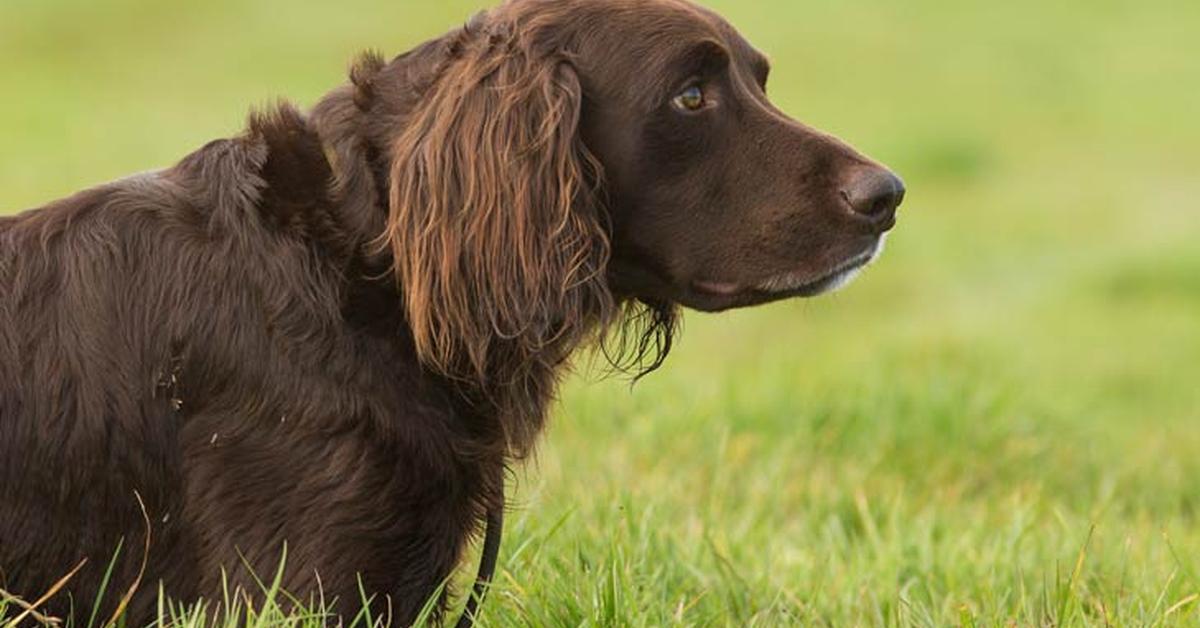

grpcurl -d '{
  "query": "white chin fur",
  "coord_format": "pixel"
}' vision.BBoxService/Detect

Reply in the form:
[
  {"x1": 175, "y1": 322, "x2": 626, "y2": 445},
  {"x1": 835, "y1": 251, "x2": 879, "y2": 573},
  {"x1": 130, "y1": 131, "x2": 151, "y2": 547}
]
[
  {"x1": 820, "y1": 265, "x2": 865, "y2": 294},
  {"x1": 870, "y1": 233, "x2": 888, "y2": 263},
  {"x1": 758, "y1": 234, "x2": 888, "y2": 295}
]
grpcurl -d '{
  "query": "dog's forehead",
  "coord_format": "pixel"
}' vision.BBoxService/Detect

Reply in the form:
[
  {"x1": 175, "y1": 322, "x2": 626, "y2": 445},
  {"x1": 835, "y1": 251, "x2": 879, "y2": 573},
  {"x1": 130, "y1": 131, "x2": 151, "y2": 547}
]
[
  {"x1": 669, "y1": 1, "x2": 770, "y2": 69},
  {"x1": 497, "y1": 0, "x2": 760, "y2": 64},
  {"x1": 564, "y1": 0, "x2": 768, "y2": 104},
  {"x1": 490, "y1": 0, "x2": 767, "y2": 107},
  {"x1": 601, "y1": 0, "x2": 729, "y2": 47},
  {"x1": 610, "y1": 0, "x2": 765, "y2": 73}
]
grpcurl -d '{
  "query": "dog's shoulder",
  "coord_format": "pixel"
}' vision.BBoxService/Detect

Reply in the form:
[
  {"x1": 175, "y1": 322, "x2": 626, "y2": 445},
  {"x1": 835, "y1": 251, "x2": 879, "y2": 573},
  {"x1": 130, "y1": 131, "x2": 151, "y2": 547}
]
[
  {"x1": 165, "y1": 102, "x2": 337, "y2": 237},
  {"x1": 246, "y1": 103, "x2": 337, "y2": 230}
]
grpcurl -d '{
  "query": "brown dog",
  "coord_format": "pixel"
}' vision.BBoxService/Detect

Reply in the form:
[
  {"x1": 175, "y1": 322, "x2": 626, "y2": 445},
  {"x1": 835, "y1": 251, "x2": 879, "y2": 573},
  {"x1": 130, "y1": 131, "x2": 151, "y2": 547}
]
[{"x1": 0, "y1": 0, "x2": 902, "y2": 623}]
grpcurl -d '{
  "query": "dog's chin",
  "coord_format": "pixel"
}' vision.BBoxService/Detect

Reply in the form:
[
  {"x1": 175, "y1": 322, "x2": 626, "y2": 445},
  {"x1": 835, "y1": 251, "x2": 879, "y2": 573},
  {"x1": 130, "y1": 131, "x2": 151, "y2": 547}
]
[{"x1": 684, "y1": 236, "x2": 888, "y2": 312}]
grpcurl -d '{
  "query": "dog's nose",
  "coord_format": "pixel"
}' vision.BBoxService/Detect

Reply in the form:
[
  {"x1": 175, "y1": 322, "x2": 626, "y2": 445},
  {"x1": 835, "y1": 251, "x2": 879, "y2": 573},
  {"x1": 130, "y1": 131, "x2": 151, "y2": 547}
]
[{"x1": 842, "y1": 169, "x2": 905, "y2": 229}]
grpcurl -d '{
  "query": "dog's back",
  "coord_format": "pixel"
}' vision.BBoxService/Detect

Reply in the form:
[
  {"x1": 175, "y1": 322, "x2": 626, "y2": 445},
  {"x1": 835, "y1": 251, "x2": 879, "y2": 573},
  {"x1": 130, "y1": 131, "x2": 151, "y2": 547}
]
[
  {"x1": 0, "y1": 110, "x2": 379, "y2": 619},
  {"x1": 0, "y1": 99, "x2": 495, "y2": 622},
  {"x1": 1, "y1": 180, "x2": 191, "y2": 617}
]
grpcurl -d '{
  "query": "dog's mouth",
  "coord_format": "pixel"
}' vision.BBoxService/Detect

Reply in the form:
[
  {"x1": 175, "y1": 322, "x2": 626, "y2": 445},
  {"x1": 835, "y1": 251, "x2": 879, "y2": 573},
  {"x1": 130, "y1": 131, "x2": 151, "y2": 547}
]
[{"x1": 690, "y1": 237, "x2": 887, "y2": 307}]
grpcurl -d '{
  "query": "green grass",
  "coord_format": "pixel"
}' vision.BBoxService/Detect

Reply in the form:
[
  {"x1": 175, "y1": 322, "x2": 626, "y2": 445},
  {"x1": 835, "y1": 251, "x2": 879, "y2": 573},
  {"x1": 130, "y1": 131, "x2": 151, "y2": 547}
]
[{"x1": 3, "y1": 0, "x2": 1200, "y2": 625}]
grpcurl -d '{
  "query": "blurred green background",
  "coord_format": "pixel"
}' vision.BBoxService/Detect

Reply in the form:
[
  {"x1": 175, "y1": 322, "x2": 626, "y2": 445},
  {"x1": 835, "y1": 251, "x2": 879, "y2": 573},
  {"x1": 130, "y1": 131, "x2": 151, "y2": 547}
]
[{"x1": 3, "y1": 0, "x2": 1199, "y2": 625}]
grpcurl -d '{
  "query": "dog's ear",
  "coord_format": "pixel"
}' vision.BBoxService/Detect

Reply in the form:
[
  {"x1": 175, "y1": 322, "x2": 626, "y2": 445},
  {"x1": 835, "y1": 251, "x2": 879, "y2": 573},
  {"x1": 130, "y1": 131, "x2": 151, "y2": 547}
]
[{"x1": 383, "y1": 26, "x2": 613, "y2": 394}]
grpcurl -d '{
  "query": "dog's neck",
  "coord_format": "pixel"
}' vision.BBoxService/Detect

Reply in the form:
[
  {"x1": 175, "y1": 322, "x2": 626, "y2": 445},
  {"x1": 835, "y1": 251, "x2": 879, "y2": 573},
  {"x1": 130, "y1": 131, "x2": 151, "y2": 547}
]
[
  {"x1": 304, "y1": 47, "x2": 677, "y2": 458},
  {"x1": 307, "y1": 64, "x2": 569, "y2": 458},
  {"x1": 308, "y1": 47, "x2": 451, "y2": 262},
  {"x1": 309, "y1": 87, "x2": 391, "y2": 261}
]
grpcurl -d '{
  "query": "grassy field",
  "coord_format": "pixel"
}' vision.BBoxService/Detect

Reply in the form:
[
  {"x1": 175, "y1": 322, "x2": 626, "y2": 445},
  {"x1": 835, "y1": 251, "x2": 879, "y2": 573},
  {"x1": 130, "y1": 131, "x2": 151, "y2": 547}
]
[{"x1": 3, "y1": 0, "x2": 1200, "y2": 625}]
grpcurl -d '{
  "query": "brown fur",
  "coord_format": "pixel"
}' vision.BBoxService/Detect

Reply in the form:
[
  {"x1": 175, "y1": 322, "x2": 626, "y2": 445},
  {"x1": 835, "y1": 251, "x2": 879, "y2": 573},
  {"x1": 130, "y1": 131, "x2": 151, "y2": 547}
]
[
  {"x1": 384, "y1": 23, "x2": 613, "y2": 456},
  {"x1": 0, "y1": 0, "x2": 902, "y2": 624}
]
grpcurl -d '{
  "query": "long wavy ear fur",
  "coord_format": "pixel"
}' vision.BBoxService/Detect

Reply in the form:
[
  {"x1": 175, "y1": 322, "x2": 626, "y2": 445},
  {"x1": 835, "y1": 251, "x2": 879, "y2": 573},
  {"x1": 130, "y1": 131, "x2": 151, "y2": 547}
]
[{"x1": 383, "y1": 19, "x2": 614, "y2": 451}]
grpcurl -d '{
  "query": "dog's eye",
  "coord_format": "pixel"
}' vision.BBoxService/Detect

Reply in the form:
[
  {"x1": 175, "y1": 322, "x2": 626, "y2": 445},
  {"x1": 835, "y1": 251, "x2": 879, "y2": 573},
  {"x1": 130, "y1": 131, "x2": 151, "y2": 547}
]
[{"x1": 672, "y1": 85, "x2": 707, "y2": 112}]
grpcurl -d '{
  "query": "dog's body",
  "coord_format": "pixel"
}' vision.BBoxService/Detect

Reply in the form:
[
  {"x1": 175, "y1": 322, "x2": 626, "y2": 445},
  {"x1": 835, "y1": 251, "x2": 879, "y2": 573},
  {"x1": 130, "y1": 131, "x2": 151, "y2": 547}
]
[
  {"x1": 1, "y1": 0, "x2": 903, "y2": 622},
  {"x1": 0, "y1": 105, "x2": 496, "y2": 621}
]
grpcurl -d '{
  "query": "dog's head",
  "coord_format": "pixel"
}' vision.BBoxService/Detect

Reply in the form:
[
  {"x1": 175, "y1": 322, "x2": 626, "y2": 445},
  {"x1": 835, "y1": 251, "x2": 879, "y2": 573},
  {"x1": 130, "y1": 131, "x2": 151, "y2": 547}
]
[
  {"x1": 569, "y1": 1, "x2": 904, "y2": 313},
  {"x1": 374, "y1": 0, "x2": 903, "y2": 409}
]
